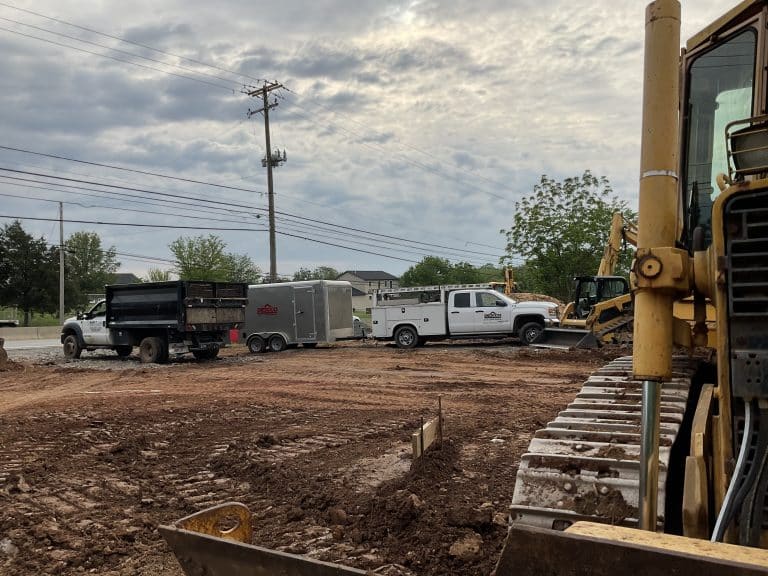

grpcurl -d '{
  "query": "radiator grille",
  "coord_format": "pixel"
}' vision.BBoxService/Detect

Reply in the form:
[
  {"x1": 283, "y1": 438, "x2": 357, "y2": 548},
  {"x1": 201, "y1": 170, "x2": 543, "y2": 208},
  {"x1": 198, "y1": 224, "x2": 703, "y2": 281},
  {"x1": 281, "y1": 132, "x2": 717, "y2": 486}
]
[{"x1": 727, "y1": 192, "x2": 768, "y2": 317}]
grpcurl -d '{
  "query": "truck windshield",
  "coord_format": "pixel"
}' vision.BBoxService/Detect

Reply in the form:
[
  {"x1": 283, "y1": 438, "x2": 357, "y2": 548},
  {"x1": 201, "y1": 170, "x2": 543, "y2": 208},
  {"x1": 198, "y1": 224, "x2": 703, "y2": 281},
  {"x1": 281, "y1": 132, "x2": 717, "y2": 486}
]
[{"x1": 683, "y1": 28, "x2": 757, "y2": 246}]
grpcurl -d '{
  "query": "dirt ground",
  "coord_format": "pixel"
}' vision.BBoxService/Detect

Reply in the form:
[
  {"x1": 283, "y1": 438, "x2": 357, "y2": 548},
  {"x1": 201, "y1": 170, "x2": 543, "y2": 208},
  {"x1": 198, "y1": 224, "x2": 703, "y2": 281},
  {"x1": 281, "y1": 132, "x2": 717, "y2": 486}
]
[{"x1": 0, "y1": 339, "x2": 616, "y2": 575}]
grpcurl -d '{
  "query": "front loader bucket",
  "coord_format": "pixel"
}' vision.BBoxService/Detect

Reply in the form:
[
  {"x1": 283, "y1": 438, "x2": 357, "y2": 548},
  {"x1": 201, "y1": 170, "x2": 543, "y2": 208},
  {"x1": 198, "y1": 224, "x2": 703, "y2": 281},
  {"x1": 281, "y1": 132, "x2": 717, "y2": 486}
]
[
  {"x1": 160, "y1": 502, "x2": 366, "y2": 576},
  {"x1": 537, "y1": 328, "x2": 599, "y2": 350},
  {"x1": 495, "y1": 522, "x2": 768, "y2": 576}
]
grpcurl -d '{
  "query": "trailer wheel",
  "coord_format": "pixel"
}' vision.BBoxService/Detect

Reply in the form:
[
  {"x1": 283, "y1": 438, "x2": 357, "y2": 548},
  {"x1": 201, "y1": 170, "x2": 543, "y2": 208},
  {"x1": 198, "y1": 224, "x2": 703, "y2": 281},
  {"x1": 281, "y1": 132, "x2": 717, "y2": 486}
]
[
  {"x1": 63, "y1": 334, "x2": 82, "y2": 359},
  {"x1": 268, "y1": 334, "x2": 287, "y2": 353},
  {"x1": 519, "y1": 321, "x2": 544, "y2": 345},
  {"x1": 139, "y1": 337, "x2": 166, "y2": 363},
  {"x1": 115, "y1": 346, "x2": 132, "y2": 358},
  {"x1": 394, "y1": 326, "x2": 418, "y2": 349},
  {"x1": 247, "y1": 336, "x2": 265, "y2": 354}
]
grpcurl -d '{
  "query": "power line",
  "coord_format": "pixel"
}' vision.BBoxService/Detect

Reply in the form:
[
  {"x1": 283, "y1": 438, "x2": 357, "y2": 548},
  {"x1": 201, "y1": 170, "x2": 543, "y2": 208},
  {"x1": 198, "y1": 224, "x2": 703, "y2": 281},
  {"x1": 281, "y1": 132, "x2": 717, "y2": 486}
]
[
  {"x1": 0, "y1": 145, "x2": 266, "y2": 195},
  {"x1": 0, "y1": 213, "x2": 267, "y2": 231},
  {"x1": 0, "y1": 214, "x2": 419, "y2": 263},
  {"x1": 0, "y1": 1, "x2": 269, "y2": 85},
  {"x1": 281, "y1": 87, "x2": 515, "y2": 197},
  {"x1": 1, "y1": 189, "x2": 494, "y2": 265},
  {"x1": 0, "y1": 25, "x2": 237, "y2": 93},
  {"x1": 0, "y1": 15, "x2": 243, "y2": 90},
  {"x1": 0, "y1": 164, "x2": 504, "y2": 260}
]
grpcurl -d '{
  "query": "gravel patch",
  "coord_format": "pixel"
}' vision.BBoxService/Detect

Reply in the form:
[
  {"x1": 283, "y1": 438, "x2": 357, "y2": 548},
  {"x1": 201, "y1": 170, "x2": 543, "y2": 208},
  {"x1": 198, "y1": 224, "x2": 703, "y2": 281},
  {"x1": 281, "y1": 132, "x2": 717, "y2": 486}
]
[{"x1": 5, "y1": 346, "x2": 268, "y2": 371}]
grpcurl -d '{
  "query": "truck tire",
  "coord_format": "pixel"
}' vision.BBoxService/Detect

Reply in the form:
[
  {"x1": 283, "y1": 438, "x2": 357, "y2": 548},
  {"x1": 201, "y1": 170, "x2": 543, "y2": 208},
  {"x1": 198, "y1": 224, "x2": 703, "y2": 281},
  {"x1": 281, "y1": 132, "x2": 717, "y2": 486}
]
[
  {"x1": 519, "y1": 321, "x2": 544, "y2": 345},
  {"x1": 63, "y1": 334, "x2": 82, "y2": 359},
  {"x1": 268, "y1": 334, "x2": 287, "y2": 353},
  {"x1": 394, "y1": 326, "x2": 418, "y2": 349},
  {"x1": 247, "y1": 335, "x2": 266, "y2": 354},
  {"x1": 115, "y1": 346, "x2": 132, "y2": 358},
  {"x1": 139, "y1": 337, "x2": 166, "y2": 364},
  {"x1": 193, "y1": 347, "x2": 219, "y2": 361}
]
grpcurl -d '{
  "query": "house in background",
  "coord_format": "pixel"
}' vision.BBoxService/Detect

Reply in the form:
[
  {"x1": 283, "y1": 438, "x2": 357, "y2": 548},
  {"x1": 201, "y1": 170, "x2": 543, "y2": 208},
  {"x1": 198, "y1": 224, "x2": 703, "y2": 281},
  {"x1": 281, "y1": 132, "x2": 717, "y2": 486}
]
[
  {"x1": 113, "y1": 272, "x2": 141, "y2": 284},
  {"x1": 336, "y1": 270, "x2": 400, "y2": 312}
]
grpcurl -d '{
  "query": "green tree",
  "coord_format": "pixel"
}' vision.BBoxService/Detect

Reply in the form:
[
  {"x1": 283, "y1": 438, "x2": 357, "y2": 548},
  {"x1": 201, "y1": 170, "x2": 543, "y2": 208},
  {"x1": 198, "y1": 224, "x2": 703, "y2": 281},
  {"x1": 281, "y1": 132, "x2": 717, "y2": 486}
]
[
  {"x1": 292, "y1": 266, "x2": 339, "y2": 281},
  {"x1": 224, "y1": 253, "x2": 262, "y2": 283},
  {"x1": 400, "y1": 256, "x2": 453, "y2": 286},
  {"x1": 171, "y1": 235, "x2": 230, "y2": 280},
  {"x1": 64, "y1": 231, "x2": 120, "y2": 309},
  {"x1": 144, "y1": 268, "x2": 173, "y2": 282},
  {"x1": 501, "y1": 171, "x2": 635, "y2": 301},
  {"x1": 400, "y1": 257, "x2": 502, "y2": 286},
  {"x1": 0, "y1": 221, "x2": 58, "y2": 326},
  {"x1": 170, "y1": 235, "x2": 261, "y2": 283}
]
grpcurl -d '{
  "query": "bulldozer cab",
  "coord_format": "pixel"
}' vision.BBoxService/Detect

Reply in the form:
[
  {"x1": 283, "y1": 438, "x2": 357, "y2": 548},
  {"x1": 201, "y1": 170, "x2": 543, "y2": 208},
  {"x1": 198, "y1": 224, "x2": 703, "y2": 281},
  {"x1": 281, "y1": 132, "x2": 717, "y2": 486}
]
[{"x1": 572, "y1": 275, "x2": 630, "y2": 319}]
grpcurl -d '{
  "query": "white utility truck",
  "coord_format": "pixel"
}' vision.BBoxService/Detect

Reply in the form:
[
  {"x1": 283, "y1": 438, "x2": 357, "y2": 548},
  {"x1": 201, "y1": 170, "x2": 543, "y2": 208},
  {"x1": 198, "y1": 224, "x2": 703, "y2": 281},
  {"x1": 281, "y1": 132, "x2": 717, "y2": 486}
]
[{"x1": 371, "y1": 284, "x2": 559, "y2": 348}]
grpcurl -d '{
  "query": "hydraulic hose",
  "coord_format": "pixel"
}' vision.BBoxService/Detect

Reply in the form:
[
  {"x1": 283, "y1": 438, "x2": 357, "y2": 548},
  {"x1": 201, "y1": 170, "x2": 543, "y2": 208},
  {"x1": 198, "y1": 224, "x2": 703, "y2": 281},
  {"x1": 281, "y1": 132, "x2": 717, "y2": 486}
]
[{"x1": 711, "y1": 400, "x2": 754, "y2": 542}]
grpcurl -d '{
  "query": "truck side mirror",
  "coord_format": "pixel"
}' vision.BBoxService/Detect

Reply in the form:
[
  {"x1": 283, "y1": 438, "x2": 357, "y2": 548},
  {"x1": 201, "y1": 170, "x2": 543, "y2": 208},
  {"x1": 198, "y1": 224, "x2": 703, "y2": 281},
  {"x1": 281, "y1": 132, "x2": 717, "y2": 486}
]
[
  {"x1": 495, "y1": 300, "x2": 507, "y2": 307},
  {"x1": 76, "y1": 311, "x2": 85, "y2": 320}
]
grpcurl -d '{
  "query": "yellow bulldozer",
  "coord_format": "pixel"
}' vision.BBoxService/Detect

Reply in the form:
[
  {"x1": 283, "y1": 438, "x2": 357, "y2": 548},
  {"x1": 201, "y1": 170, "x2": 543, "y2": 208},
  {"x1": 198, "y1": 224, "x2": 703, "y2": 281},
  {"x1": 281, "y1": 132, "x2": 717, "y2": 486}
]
[{"x1": 159, "y1": 0, "x2": 768, "y2": 574}]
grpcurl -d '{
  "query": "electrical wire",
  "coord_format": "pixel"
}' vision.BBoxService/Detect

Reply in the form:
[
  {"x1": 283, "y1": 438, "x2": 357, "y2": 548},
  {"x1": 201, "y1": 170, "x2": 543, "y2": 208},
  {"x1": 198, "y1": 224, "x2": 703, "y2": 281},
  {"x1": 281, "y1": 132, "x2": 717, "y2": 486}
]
[
  {"x1": 0, "y1": 1, "x2": 269, "y2": 85},
  {"x1": 0, "y1": 165, "x2": 505, "y2": 261},
  {"x1": 0, "y1": 25, "x2": 237, "y2": 93}
]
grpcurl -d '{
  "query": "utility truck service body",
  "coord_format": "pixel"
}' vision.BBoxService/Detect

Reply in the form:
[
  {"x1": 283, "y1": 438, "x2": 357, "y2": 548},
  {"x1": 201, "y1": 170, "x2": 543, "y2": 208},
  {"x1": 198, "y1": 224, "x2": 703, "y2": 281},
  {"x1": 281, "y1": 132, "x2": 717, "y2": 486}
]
[
  {"x1": 243, "y1": 280, "x2": 358, "y2": 353},
  {"x1": 61, "y1": 281, "x2": 247, "y2": 363},
  {"x1": 371, "y1": 284, "x2": 559, "y2": 348}
]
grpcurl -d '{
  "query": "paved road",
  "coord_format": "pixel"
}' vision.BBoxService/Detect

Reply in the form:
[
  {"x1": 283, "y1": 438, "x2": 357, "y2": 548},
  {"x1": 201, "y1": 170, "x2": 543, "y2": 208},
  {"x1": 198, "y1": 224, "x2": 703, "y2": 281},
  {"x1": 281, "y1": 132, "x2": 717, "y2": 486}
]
[{"x1": 3, "y1": 338, "x2": 60, "y2": 350}]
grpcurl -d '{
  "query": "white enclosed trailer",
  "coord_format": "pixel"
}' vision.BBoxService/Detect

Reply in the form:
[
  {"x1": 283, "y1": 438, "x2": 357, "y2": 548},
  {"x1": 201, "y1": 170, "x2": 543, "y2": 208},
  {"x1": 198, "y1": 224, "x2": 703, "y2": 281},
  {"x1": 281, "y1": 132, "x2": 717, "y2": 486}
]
[{"x1": 243, "y1": 280, "x2": 357, "y2": 353}]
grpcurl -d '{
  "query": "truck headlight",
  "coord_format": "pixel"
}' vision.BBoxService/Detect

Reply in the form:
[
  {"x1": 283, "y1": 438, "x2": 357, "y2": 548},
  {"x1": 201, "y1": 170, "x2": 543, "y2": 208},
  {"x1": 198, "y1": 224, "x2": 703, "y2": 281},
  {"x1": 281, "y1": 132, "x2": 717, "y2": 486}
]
[{"x1": 548, "y1": 307, "x2": 558, "y2": 317}]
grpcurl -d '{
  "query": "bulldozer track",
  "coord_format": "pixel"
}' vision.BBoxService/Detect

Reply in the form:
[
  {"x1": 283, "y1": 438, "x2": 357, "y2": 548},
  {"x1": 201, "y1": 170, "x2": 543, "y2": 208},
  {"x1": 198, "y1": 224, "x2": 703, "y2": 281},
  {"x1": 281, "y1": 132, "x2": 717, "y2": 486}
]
[{"x1": 509, "y1": 355, "x2": 698, "y2": 531}]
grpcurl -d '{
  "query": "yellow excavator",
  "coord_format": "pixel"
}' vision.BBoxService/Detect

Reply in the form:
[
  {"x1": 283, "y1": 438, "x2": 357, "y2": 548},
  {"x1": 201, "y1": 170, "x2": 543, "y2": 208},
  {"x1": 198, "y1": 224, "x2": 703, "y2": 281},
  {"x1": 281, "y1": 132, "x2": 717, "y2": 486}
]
[
  {"x1": 159, "y1": 1, "x2": 768, "y2": 573},
  {"x1": 542, "y1": 212, "x2": 638, "y2": 348}
]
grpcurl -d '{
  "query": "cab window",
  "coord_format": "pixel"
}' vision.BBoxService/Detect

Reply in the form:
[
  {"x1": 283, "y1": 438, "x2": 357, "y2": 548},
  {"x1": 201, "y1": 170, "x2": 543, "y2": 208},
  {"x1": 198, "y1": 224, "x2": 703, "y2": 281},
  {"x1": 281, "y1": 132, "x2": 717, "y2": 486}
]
[
  {"x1": 453, "y1": 292, "x2": 471, "y2": 308},
  {"x1": 90, "y1": 301, "x2": 107, "y2": 316},
  {"x1": 477, "y1": 292, "x2": 505, "y2": 307},
  {"x1": 683, "y1": 28, "x2": 757, "y2": 246}
]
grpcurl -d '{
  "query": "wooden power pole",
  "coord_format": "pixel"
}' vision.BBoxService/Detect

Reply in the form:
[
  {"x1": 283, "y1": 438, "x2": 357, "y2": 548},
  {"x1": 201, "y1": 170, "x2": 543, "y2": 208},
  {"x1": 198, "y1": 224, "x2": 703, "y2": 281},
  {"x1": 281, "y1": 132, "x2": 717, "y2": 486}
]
[{"x1": 247, "y1": 81, "x2": 285, "y2": 282}]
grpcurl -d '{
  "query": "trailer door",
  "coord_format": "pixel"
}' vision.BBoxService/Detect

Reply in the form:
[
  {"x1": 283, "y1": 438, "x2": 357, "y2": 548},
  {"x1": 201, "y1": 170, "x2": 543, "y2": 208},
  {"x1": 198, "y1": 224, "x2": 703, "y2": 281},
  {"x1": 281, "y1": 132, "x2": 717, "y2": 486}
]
[{"x1": 294, "y1": 286, "x2": 317, "y2": 341}]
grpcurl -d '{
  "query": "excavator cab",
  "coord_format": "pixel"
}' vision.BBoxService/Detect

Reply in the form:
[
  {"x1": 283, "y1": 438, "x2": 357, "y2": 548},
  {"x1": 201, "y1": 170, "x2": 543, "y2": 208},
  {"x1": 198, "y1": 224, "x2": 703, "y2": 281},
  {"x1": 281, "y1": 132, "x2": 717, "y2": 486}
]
[{"x1": 572, "y1": 275, "x2": 630, "y2": 320}]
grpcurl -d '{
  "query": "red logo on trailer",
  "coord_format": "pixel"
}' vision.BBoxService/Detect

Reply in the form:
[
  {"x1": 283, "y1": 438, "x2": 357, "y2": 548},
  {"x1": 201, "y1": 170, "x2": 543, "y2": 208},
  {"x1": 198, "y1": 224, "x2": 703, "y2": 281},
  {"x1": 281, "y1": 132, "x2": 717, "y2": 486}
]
[{"x1": 256, "y1": 304, "x2": 279, "y2": 316}]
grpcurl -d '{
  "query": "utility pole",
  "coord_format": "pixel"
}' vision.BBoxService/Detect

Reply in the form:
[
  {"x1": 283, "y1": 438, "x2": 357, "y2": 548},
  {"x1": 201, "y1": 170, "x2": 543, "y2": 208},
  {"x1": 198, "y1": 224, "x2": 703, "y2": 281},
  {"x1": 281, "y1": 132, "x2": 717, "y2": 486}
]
[
  {"x1": 247, "y1": 81, "x2": 285, "y2": 282},
  {"x1": 59, "y1": 202, "x2": 64, "y2": 325}
]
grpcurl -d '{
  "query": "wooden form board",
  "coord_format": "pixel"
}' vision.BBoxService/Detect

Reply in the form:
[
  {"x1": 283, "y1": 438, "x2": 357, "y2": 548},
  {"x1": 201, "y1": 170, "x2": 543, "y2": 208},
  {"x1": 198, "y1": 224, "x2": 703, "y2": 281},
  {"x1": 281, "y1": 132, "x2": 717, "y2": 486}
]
[{"x1": 412, "y1": 417, "x2": 441, "y2": 458}]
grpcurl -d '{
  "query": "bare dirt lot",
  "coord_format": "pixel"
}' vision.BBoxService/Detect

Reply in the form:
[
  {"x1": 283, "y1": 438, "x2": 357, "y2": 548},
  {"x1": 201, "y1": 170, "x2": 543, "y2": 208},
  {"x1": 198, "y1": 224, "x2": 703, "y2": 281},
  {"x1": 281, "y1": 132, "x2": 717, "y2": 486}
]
[{"x1": 0, "y1": 340, "x2": 616, "y2": 575}]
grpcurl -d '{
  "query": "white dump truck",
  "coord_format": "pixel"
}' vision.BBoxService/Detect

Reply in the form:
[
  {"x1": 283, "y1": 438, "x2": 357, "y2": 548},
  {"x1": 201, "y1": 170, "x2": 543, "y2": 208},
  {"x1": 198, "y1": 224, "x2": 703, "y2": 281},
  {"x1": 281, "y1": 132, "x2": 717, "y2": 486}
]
[{"x1": 371, "y1": 284, "x2": 558, "y2": 348}]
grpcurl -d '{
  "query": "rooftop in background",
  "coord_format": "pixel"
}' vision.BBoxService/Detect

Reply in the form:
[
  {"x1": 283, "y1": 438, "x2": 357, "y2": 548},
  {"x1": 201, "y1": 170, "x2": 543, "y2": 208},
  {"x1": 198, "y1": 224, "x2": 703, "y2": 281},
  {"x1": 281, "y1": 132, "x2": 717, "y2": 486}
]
[
  {"x1": 113, "y1": 273, "x2": 141, "y2": 284},
  {"x1": 337, "y1": 270, "x2": 399, "y2": 281}
]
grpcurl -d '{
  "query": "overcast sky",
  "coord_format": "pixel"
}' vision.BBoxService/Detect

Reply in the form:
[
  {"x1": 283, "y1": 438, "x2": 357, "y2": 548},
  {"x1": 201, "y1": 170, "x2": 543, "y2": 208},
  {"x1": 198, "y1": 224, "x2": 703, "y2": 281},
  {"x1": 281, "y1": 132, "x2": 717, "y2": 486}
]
[{"x1": 0, "y1": 1, "x2": 730, "y2": 279}]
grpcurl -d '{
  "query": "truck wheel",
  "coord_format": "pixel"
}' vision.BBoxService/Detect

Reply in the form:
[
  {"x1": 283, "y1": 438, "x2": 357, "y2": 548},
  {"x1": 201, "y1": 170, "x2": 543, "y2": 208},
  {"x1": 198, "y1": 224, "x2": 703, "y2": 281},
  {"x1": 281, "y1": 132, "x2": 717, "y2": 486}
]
[
  {"x1": 519, "y1": 322, "x2": 544, "y2": 345},
  {"x1": 115, "y1": 346, "x2": 132, "y2": 358},
  {"x1": 247, "y1": 336, "x2": 266, "y2": 354},
  {"x1": 63, "y1": 334, "x2": 82, "y2": 359},
  {"x1": 268, "y1": 334, "x2": 287, "y2": 353},
  {"x1": 139, "y1": 337, "x2": 166, "y2": 363},
  {"x1": 394, "y1": 326, "x2": 418, "y2": 349}
]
